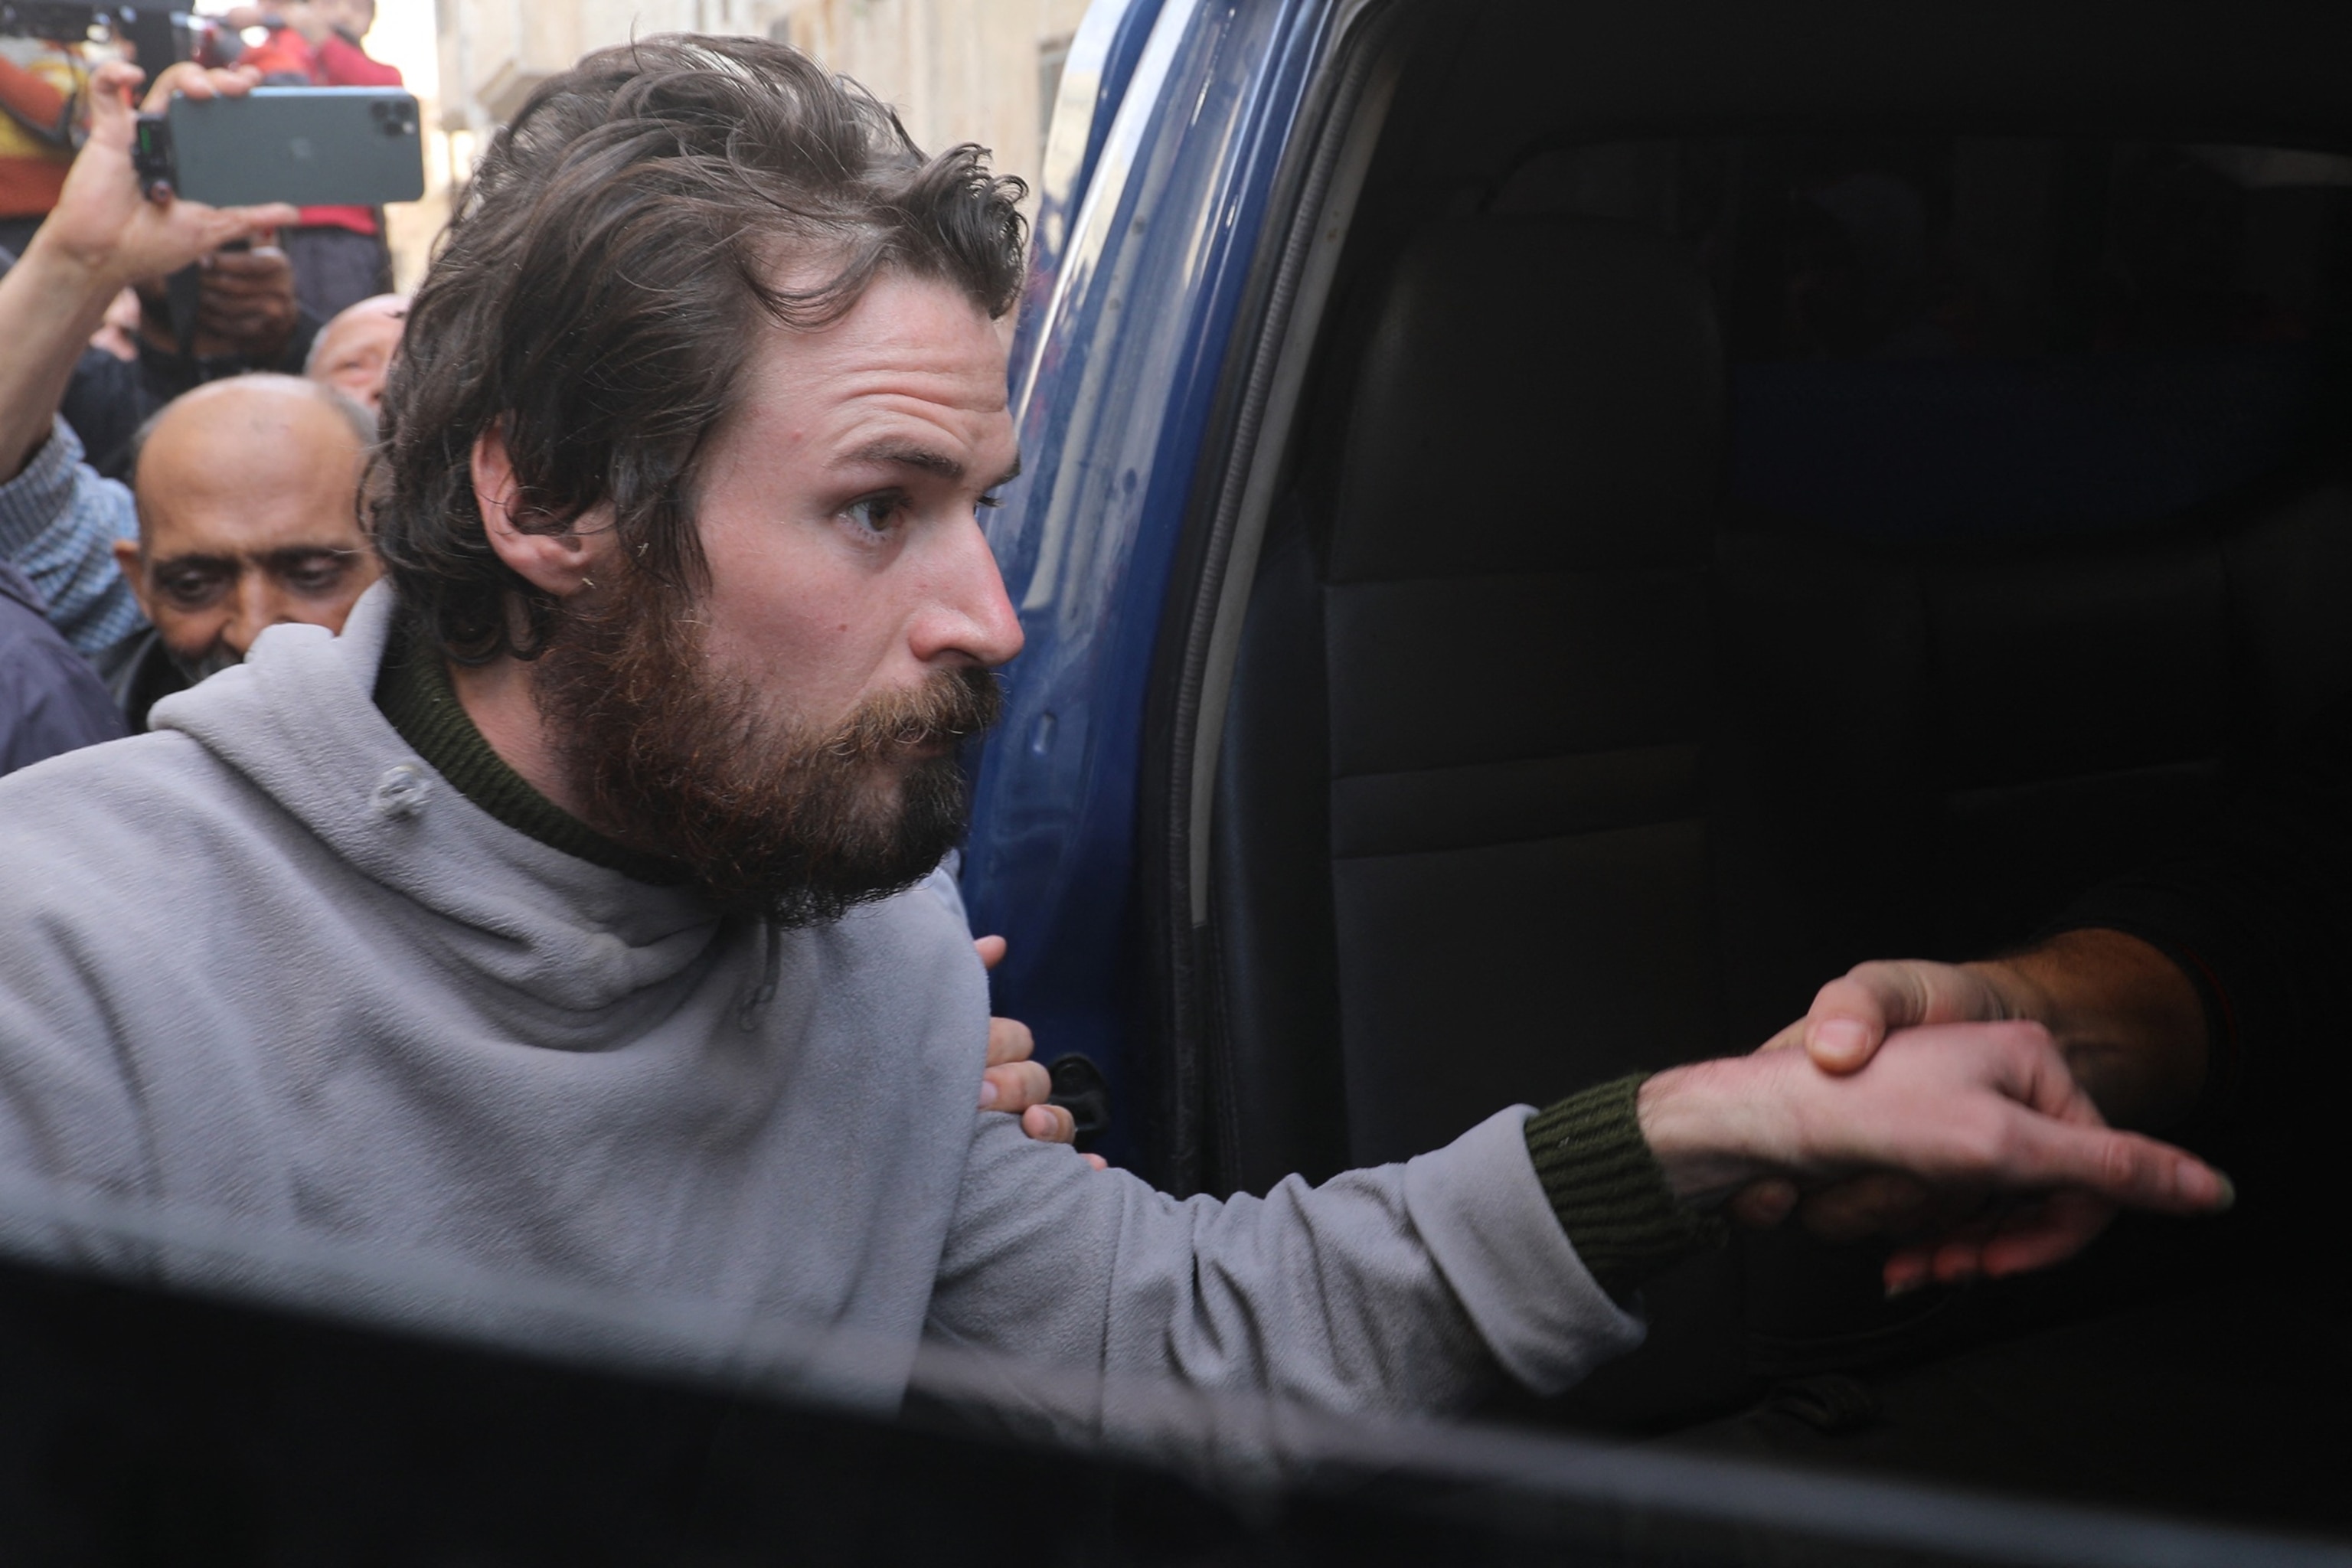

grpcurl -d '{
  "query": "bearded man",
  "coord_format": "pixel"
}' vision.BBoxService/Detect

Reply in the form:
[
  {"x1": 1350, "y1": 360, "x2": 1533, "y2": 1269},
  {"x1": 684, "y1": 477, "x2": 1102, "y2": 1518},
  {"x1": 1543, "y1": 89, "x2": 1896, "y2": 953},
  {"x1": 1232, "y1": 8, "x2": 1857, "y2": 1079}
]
[{"x1": 0, "y1": 38, "x2": 2230, "y2": 1428}]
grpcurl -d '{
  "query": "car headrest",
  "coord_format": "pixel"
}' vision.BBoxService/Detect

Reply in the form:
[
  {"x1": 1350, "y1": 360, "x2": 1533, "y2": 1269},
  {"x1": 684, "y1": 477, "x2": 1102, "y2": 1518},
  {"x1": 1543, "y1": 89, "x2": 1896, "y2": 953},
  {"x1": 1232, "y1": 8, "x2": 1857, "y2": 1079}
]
[{"x1": 1333, "y1": 215, "x2": 1723, "y2": 584}]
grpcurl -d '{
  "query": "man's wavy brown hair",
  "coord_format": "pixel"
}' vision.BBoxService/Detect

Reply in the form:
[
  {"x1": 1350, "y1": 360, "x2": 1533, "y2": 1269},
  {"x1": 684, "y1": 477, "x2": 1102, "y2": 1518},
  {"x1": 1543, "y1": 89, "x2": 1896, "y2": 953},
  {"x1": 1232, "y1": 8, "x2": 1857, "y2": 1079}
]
[{"x1": 370, "y1": 35, "x2": 1028, "y2": 662}]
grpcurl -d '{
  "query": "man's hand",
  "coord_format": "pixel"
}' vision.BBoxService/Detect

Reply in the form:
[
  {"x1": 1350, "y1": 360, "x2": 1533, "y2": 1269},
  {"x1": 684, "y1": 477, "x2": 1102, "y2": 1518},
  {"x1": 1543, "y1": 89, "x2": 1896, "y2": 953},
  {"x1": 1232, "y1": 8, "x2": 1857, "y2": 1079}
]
[
  {"x1": 1728, "y1": 932, "x2": 2216, "y2": 1228},
  {"x1": 975, "y1": 936, "x2": 1107, "y2": 1169},
  {"x1": 31, "y1": 60, "x2": 299, "y2": 291},
  {"x1": 1768, "y1": 958, "x2": 2021, "y2": 1073},
  {"x1": 1639, "y1": 1021, "x2": 2232, "y2": 1296},
  {"x1": 194, "y1": 240, "x2": 301, "y2": 361},
  {"x1": 1724, "y1": 957, "x2": 2024, "y2": 1227},
  {"x1": 0, "y1": 60, "x2": 298, "y2": 479},
  {"x1": 1760, "y1": 932, "x2": 2211, "y2": 1119}
]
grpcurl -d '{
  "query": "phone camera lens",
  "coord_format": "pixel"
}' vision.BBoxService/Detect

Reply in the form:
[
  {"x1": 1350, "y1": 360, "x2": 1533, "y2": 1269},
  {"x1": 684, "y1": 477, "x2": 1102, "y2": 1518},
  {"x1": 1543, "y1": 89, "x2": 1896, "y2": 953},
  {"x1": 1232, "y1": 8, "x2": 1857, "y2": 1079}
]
[{"x1": 369, "y1": 99, "x2": 417, "y2": 137}]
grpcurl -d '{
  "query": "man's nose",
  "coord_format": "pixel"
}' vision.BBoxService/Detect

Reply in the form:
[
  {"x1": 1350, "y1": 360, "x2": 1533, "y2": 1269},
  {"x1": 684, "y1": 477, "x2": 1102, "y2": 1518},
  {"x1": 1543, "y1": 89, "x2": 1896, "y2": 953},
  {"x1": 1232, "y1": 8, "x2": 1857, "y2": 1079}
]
[
  {"x1": 220, "y1": 567, "x2": 298, "y2": 658},
  {"x1": 913, "y1": 514, "x2": 1025, "y2": 669}
]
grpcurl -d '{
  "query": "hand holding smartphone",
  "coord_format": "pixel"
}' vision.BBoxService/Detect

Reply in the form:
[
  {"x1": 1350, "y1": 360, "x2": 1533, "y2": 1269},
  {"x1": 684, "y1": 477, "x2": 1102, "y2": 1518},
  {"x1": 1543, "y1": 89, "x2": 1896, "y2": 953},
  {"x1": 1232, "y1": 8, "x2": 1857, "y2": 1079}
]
[{"x1": 134, "y1": 87, "x2": 426, "y2": 208}]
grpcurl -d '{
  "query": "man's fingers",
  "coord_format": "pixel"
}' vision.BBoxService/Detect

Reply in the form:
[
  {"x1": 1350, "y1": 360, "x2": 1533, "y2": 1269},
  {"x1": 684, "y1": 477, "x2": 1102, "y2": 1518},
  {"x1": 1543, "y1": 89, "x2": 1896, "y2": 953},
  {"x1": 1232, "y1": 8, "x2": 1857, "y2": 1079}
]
[
  {"x1": 202, "y1": 243, "x2": 292, "y2": 275},
  {"x1": 980, "y1": 1060, "x2": 1050, "y2": 1113},
  {"x1": 140, "y1": 63, "x2": 261, "y2": 112},
  {"x1": 984, "y1": 1014, "x2": 1033, "y2": 1068},
  {"x1": 1883, "y1": 1245, "x2": 1935, "y2": 1298},
  {"x1": 83, "y1": 62, "x2": 142, "y2": 156},
  {"x1": 1804, "y1": 1011, "x2": 1882, "y2": 1073},
  {"x1": 140, "y1": 62, "x2": 207, "y2": 109},
  {"x1": 1724, "y1": 1177, "x2": 1799, "y2": 1227},
  {"x1": 1799, "y1": 960, "x2": 2016, "y2": 1075},
  {"x1": 1021, "y1": 1102, "x2": 1076, "y2": 1145},
  {"x1": 1799, "y1": 969, "x2": 1914, "y2": 1073},
  {"x1": 974, "y1": 934, "x2": 1007, "y2": 971},
  {"x1": 1924, "y1": 1215, "x2": 2004, "y2": 1286},
  {"x1": 194, "y1": 217, "x2": 301, "y2": 258},
  {"x1": 1998, "y1": 1116, "x2": 2232, "y2": 1216},
  {"x1": 1976, "y1": 1189, "x2": 2118, "y2": 1279},
  {"x1": 89, "y1": 60, "x2": 145, "y2": 110},
  {"x1": 1794, "y1": 1170, "x2": 1937, "y2": 1243}
]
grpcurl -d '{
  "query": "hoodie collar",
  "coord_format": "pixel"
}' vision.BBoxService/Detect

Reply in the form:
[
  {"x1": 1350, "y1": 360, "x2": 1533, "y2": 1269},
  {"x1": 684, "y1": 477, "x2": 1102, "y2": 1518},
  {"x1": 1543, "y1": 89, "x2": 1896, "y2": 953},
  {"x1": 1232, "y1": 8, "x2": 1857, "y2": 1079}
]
[
  {"x1": 372, "y1": 612, "x2": 687, "y2": 886},
  {"x1": 149, "y1": 582, "x2": 727, "y2": 1014}
]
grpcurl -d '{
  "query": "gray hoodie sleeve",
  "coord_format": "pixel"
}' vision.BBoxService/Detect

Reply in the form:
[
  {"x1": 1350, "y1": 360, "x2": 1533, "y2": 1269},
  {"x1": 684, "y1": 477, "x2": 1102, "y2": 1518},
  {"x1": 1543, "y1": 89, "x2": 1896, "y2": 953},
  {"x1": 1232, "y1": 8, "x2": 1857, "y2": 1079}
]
[{"x1": 923, "y1": 1106, "x2": 1645, "y2": 1420}]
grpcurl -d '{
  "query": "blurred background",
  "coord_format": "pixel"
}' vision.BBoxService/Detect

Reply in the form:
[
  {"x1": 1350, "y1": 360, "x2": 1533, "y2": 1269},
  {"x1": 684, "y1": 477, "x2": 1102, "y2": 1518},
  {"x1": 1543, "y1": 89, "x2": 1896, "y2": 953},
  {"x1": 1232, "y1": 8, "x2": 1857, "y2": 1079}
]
[{"x1": 384, "y1": 0, "x2": 1091, "y2": 290}]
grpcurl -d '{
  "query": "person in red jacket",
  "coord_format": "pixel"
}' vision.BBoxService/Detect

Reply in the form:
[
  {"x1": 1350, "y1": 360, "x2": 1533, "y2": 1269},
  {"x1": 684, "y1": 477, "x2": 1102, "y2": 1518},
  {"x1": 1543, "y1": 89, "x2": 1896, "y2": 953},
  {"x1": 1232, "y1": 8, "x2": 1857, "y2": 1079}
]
[
  {"x1": 223, "y1": 0, "x2": 402, "y2": 318},
  {"x1": 0, "y1": 39, "x2": 88, "y2": 259}
]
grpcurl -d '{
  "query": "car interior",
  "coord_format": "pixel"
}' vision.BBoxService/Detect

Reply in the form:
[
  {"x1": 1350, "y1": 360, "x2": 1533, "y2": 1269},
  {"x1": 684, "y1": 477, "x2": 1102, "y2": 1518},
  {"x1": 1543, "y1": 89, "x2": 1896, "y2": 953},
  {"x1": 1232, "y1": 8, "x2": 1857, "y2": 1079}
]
[{"x1": 1168, "y1": 0, "x2": 2352, "y2": 1532}]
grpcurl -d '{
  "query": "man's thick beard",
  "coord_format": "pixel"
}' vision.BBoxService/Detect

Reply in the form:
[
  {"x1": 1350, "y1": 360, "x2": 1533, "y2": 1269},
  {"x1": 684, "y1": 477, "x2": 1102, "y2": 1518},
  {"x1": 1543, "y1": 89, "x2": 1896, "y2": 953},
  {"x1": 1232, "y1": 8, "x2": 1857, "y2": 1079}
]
[{"x1": 531, "y1": 572, "x2": 1001, "y2": 927}]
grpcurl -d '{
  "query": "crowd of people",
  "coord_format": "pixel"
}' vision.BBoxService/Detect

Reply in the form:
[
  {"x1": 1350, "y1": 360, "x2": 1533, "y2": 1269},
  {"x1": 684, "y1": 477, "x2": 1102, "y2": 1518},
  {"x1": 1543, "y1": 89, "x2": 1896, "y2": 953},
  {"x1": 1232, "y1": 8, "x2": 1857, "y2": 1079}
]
[
  {"x1": 0, "y1": 28, "x2": 2308, "y2": 1472},
  {"x1": 0, "y1": 250, "x2": 399, "y2": 757},
  {"x1": 0, "y1": 4, "x2": 408, "y2": 769}
]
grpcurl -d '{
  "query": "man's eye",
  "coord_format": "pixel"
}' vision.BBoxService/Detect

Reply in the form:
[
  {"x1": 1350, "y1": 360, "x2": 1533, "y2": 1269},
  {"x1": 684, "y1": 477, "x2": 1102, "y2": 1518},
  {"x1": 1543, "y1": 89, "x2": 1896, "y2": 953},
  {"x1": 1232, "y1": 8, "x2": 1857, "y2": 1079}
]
[
  {"x1": 157, "y1": 570, "x2": 228, "y2": 607},
  {"x1": 844, "y1": 495, "x2": 907, "y2": 537},
  {"x1": 276, "y1": 557, "x2": 354, "y2": 596},
  {"x1": 976, "y1": 492, "x2": 1004, "y2": 513}
]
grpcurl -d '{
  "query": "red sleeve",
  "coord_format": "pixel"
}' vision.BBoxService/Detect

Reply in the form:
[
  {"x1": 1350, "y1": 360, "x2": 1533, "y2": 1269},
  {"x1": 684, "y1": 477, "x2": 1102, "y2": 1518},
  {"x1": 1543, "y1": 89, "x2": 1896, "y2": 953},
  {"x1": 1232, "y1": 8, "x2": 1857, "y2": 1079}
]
[
  {"x1": 315, "y1": 37, "x2": 403, "y2": 88},
  {"x1": 234, "y1": 28, "x2": 318, "y2": 83},
  {"x1": 0, "y1": 57, "x2": 69, "y2": 131}
]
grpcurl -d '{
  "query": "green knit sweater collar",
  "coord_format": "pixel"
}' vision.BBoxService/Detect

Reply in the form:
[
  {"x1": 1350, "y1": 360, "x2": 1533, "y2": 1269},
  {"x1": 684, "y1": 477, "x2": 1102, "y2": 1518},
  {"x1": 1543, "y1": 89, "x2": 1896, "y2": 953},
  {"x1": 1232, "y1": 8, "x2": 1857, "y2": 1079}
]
[{"x1": 373, "y1": 618, "x2": 688, "y2": 886}]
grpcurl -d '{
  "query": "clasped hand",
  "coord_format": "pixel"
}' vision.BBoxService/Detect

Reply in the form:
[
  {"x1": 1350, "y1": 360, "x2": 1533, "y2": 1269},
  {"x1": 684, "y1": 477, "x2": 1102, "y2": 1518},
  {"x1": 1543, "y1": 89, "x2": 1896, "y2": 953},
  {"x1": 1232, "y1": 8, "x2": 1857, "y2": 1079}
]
[{"x1": 1643, "y1": 1008, "x2": 2231, "y2": 1297}]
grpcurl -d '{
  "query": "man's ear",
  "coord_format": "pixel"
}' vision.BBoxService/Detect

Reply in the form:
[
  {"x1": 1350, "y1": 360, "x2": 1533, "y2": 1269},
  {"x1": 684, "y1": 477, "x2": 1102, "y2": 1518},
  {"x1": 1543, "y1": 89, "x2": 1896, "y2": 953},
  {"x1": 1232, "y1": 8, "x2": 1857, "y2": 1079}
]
[
  {"x1": 470, "y1": 425, "x2": 619, "y2": 596},
  {"x1": 111, "y1": 537, "x2": 154, "y2": 624}
]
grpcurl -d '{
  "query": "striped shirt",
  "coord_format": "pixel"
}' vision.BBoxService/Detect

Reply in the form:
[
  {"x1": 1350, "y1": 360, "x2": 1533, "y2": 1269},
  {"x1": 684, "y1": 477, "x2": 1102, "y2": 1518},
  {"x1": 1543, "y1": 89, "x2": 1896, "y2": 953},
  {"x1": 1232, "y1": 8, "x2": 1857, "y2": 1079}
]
[{"x1": 0, "y1": 418, "x2": 144, "y2": 680}]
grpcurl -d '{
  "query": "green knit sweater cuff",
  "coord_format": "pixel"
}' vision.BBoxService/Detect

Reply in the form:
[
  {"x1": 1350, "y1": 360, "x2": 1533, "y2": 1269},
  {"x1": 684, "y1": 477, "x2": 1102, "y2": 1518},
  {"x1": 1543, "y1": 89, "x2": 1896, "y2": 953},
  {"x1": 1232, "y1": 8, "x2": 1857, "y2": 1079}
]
[{"x1": 1524, "y1": 1074, "x2": 1725, "y2": 1301}]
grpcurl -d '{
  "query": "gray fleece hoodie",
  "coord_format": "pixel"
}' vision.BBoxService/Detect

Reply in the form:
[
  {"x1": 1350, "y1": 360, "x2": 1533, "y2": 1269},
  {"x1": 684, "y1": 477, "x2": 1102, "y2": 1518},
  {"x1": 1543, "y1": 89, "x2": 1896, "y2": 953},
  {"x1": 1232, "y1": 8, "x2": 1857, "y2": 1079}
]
[{"x1": 0, "y1": 582, "x2": 1642, "y2": 1420}]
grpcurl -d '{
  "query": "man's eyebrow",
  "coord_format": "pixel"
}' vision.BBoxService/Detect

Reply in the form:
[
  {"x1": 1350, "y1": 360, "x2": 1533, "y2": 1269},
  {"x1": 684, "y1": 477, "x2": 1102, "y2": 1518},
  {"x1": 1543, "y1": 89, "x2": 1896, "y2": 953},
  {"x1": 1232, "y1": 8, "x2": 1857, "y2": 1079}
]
[
  {"x1": 844, "y1": 439, "x2": 967, "y2": 483},
  {"x1": 843, "y1": 443, "x2": 1024, "y2": 491},
  {"x1": 149, "y1": 553, "x2": 237, "y2": 573},
  {"x1": 261, "y1": 545, "x2": 365, "y2": 569}
]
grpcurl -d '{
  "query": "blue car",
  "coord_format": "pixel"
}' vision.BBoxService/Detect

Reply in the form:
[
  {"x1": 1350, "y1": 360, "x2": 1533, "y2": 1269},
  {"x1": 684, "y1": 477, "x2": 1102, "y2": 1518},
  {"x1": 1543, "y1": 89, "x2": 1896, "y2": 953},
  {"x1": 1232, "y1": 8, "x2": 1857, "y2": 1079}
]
[{"x1": 966, "y1": 0, "x2": 2352, "y2": 1531}]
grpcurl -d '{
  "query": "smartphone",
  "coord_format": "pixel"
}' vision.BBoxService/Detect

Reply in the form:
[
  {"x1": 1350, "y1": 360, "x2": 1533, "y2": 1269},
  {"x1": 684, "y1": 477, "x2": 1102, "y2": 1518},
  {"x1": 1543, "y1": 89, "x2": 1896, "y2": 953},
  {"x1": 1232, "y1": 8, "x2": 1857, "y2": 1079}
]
[{"x1": 136, "y1": 87, "x2": 426, "y2": 208}]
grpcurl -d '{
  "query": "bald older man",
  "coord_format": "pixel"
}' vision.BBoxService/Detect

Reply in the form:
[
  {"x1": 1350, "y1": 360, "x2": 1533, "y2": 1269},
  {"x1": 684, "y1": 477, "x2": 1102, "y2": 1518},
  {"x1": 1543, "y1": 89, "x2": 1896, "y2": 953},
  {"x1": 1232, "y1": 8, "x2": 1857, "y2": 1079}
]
[
  {"x1": 304, "y1": 292, "x2": 407, "y2": 412},
  {"x1": 108, "y1": 374, "x2": 377, "y2": 727}
]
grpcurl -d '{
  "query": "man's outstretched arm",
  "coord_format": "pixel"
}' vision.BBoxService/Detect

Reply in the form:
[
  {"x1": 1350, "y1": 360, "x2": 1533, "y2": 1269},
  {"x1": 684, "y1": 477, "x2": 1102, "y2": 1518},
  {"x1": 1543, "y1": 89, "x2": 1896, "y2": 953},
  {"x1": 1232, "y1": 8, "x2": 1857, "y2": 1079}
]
[{"x1": 925, "y1": 1020, "x2": 2229, "y2": 1423}]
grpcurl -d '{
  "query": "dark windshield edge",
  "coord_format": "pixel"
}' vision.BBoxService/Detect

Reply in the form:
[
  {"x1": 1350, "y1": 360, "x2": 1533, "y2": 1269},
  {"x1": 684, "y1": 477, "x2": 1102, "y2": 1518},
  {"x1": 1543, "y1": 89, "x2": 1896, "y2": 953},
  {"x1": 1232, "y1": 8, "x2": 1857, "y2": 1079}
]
[{"x1": 0, "y1": 1171, "x2": 2340, "y2": 1568}]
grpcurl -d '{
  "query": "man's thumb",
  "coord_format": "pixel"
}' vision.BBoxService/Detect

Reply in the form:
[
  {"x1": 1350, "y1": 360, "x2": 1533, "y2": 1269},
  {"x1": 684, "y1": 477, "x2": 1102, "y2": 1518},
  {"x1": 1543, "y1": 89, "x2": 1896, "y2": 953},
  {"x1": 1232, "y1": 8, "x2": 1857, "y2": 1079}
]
[{"x1": 1807, "y1": 1015, "x2": 1877, "y2": 1071}]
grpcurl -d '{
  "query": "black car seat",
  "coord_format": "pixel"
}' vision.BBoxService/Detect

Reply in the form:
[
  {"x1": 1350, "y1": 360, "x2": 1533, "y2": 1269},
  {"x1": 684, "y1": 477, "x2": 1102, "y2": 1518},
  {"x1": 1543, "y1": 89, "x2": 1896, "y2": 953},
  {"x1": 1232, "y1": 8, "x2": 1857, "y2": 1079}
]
[
  {"x1": 1210, "y1": 206, "x2": 2352, "y2": 1421},
  {"x1": 1210, "y1": 214, "x2": 1753, "y2": 1420},
  {"x1": 1214, "y1": 214, "x2": 1729, "y2": 1191}
]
